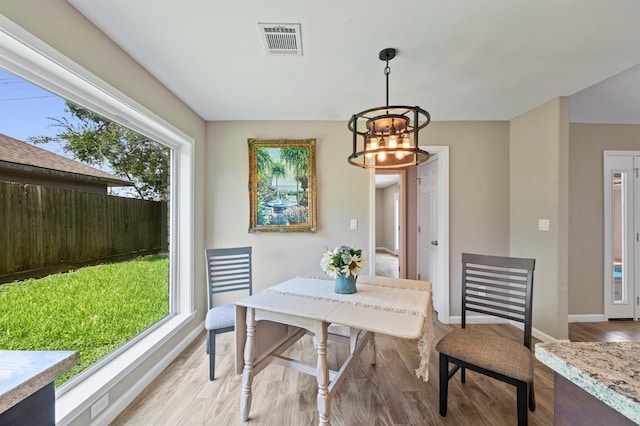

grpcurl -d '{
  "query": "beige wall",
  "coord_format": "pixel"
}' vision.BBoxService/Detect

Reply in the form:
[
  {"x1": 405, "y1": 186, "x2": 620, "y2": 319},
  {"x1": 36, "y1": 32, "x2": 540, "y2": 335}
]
[
  {"x1": 568, "y1": 123, "x2": 640, "y2": 315},
  {"x1": 384, "y1": 184, "x2": 398, "y2": 252},
  {"x1": 1, "y1": 2, "x2": 206, "y2": 425},
  {"x1": 376, "y1": 184, "x2": 398, "y2": 252},
  {"x1": 375, "y1": 187, "x2": 385, "y2": 247},
  {"x1": 207, "y1": 120, "x2": 511, "y2": 318},
  {"x1": 205, "y1": 121, "x2": 370, "y2": 292},
  {"x1": 510, "y1": 97, "x2": 569, "y2": 340},
  {"x1": 405, "y1": 121, "x2": 511, "y2": 317}
]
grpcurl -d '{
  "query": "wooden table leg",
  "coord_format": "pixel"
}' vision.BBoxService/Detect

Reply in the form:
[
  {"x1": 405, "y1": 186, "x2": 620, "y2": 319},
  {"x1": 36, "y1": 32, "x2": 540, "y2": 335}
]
[
  {"x1": 315, "y1": 321, "x2": 330, "y2": 425},
  {"x1": 240, "y1": 308, "x2": 256, "y2": 422},
  {"x1": 369, "y1": 332, "x2": 377, "y2": 365},
  {"x1": 349, "y1": 327, "x2": 358, "y2": 353}
]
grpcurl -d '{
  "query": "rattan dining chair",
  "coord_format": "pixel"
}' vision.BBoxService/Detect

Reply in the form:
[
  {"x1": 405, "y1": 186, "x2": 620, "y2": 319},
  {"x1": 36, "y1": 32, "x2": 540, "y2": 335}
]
[
  {"x1": 436, "y1": 252, "x2": 536, "y2": 426},
  {"x1": 204, "y1": 246, "x2": 252, "y2": 380}
]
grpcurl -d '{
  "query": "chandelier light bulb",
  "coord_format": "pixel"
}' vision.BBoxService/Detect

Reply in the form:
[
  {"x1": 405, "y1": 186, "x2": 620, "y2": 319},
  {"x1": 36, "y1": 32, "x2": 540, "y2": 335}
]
[
  {"x1": 365, "y1": 143, "x2": 374, "y2": 159},
  {"x1": 377, "y1": 151, "x2": 387, "y2": 162},
  {"x1": 368, "y1": 132, "x2": 377, "y2": 146},
  {"x1": 397, "y1": 135, "x2": 409, "y2": 159},
  {"x1": 389, "y1": 135, "x2": 398, "y2": 149},
  {"x1": 378, "y1": 136, "x2": 386, "y2": 149},
  {"x1": 402, "y1": 134, "x2": 411, "y2": 148}
]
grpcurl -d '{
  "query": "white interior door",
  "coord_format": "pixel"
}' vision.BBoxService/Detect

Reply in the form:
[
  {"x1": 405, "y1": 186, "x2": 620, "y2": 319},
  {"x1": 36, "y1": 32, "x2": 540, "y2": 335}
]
[
  {"x1": 418, "y1": 157, "x2": 442, "y2": 317},
  {"x1": 604, "y1": 152, "x2": 637, "y2": 320}
]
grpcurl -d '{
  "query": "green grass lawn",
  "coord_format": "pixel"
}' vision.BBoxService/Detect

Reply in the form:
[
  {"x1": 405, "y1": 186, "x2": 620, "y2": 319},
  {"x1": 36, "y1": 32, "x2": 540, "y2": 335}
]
[{"x1": 0, "y1": 254, "x2": 169, "y2": 386}]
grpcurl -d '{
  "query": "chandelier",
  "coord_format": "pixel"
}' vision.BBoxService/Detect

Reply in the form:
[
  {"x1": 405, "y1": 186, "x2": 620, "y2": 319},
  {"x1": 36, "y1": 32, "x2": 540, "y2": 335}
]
[{"x1": 348, "y1": 48, "x2": 430, "y2": 169}]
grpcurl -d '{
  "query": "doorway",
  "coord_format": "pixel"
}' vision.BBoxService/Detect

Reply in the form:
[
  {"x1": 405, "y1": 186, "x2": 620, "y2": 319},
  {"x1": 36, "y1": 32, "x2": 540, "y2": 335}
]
[
  {"x1": 369, "y1": 146, "x2": 449, "y2": 322},
  {"x1": 374, "y1": 171, "x2": 405, "y2": 278},
  {"x1": 604, "y1": 151, "x2": 639, "y2": 320}
]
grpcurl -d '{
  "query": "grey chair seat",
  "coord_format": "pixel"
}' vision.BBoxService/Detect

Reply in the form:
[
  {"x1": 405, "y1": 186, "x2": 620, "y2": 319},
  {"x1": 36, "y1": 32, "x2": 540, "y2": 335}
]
[{"x1": 205, "y1": 304, "x2": 235, "y2": 330}]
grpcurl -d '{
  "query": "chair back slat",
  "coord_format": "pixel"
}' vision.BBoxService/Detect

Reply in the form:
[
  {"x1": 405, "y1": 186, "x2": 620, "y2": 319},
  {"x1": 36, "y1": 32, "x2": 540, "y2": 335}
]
[
  {"x1": 462, "y1": 252, "x2": 535, "y2": 348},
  {"x1": 466, "y1": 307, "x2": 525, "y2": 323},
  {"x1": 205, "y1": 247, "x2": 252, "y2": 308},
  {"x1": 467, "y1": 272, "x2": 529, "y2": 286},
  {"x1": 466, "y1": 286, "x2": 527, "y2": 301}
]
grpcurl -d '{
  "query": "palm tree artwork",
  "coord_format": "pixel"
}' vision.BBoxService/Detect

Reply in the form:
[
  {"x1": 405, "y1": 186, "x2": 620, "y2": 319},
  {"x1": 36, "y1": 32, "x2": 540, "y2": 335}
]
[
  {"x1": 249, "y1": 138, "x2": 316, "y2": 232},
  {"x1": 280, "y1": 148, "x2": 309, "y2": 207},
  {"x1": 254, "y1": 145, "x2": 309, "y2": 226},
  {"x1": 271, "y1": 162, "x2": 286, "y2": 196}
]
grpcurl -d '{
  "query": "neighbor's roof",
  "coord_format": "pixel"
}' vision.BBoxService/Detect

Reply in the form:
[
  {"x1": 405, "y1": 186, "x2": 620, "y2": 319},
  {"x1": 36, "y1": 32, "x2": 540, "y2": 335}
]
[{"x1": 0, "y1": 133, "x2": 132, "y2": 186}]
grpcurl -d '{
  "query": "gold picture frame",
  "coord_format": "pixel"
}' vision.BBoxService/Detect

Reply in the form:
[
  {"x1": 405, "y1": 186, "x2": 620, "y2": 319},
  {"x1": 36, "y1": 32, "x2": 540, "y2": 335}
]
[{"x1": 248, "y1": 138, "x2": 317, "y2": 233}]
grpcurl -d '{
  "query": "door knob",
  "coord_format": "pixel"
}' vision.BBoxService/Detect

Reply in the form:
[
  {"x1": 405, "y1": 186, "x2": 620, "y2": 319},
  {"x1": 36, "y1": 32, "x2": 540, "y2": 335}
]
[{"x1": 431, "y1": 240, "x2": 438, "y2": 246}]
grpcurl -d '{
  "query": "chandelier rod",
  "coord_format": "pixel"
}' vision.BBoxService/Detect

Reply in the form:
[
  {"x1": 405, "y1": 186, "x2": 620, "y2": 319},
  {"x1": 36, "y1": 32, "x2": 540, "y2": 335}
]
[
  {"x1": 379, "y1": 47, "x2": 395, "y2": 113},
  {"x1": 384, "y1": 60, "x2": 390, "y2": 108}
]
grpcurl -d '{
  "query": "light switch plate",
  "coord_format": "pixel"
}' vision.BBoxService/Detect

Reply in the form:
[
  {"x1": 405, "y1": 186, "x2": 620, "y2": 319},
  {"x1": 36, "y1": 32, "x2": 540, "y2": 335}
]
[
  {"x1": 350, "y1": 219, "x2": 358, "y2": 230},
  {"x1": 538, "y1": 219, "x2": 550, "y2": 231}
]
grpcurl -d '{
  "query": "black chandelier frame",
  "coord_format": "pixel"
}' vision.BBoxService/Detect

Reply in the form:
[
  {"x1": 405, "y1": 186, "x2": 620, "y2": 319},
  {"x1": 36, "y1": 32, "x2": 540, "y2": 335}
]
[{"x1": 347, "y1": 48, "x2": 431, "y2": 169}]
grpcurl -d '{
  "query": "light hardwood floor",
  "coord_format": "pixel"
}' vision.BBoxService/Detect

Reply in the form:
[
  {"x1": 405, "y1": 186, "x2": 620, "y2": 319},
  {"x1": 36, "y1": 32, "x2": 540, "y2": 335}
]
[
  {"x1": 568, "y1": 319, "x2": 640, "y2": 342},
  {"x1": 111, "y1": 320, "x2": 639, "y2": 425},
  {"x1": 375, "y1": 251, "x2": 399, "y2": 278}
]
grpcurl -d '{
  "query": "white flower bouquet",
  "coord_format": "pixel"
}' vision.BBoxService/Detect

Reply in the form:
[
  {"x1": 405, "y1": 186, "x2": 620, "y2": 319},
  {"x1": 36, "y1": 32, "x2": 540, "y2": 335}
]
[{"x1": 320, "y1": 245, "x2": 367, "y2": 278}]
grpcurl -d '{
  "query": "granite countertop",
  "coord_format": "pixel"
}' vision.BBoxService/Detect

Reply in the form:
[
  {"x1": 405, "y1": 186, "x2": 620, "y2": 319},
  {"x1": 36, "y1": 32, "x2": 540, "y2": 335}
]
[
  {"x1": 535, "y1": 342, "x2": 640, "y2": 424},
  {"x1": 0, "y1": 350, "x2": 78, "y2": 414}
]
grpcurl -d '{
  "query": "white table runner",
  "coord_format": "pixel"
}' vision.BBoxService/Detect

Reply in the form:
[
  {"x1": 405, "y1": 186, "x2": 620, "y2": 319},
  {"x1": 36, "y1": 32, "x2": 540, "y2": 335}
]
[{"x1": 265, "y1": 273, "x2": 435, "y2": 381}]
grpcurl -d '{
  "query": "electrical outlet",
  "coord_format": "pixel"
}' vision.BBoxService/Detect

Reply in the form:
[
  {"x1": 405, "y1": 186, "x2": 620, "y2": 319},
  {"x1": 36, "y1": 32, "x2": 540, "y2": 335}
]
[{"x1": 91, "y1": 394, "x2": 109, "y2": 419}]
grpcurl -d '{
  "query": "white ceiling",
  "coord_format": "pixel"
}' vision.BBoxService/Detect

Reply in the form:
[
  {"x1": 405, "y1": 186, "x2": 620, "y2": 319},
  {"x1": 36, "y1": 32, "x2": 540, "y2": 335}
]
[
  {"x1": 375, "y1": 174, "x2": 399, "y2": 189},
  {"x1": 68, "y1": 0, "x2": 640, "y2": 123}
]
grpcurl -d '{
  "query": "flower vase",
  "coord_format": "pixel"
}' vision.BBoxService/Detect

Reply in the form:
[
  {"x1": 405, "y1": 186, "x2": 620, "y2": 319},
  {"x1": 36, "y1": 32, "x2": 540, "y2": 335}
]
[{"x1": 335, "y1": 273, "x2": 357, "y2": 294}]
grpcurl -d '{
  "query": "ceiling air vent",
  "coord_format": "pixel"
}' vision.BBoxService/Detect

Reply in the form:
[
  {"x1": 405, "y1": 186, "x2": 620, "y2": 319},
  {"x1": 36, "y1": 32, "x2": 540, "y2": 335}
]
[{"x1": 258, "y1": 23, "x2": 302, "y2": 56}]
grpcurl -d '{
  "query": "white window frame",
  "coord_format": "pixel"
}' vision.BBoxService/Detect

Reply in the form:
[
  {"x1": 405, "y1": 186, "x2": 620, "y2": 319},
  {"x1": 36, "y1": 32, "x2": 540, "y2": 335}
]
[{"x1": 0, "y1": 14, "x2": 196, "y2": 424}]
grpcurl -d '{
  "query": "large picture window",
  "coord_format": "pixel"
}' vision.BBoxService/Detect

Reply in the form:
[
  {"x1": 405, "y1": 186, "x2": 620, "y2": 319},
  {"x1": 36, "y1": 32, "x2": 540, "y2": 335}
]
[
  {"x1": 0, "y1": 68, "x2": 173, "y2": 386},
  {"x1": 0, "y1": 14, "x2": 194, "y2": 404}
]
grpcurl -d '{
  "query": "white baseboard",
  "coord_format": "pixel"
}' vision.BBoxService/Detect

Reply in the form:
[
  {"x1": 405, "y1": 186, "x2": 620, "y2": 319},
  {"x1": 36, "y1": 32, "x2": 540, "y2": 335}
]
[
  {"x1": 94, "y1": 320, "x2": 204, "y2": 425},
  {"x1": 531, "y1": 327, "x2": 568, "y2": 343},
  {"x1": 568, "y1": 314, "x2": 605, "y2": 323},
  {"x1": 375, "y1": 246, "x2": 396, "y2": 255}
]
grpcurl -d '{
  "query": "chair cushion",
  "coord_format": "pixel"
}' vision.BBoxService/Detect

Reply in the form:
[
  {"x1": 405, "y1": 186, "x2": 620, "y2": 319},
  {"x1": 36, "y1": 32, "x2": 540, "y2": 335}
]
[
  {"x1": 205, "y1": 303, "x2": 235, "y2": 330},
  {"x1": 436, "y1": 328, "x2": 533, "y2": 383}
]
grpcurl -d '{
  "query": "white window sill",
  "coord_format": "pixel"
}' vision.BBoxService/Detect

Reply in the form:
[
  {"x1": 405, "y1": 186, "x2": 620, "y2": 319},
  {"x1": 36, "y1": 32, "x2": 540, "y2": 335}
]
[{"x1": 55, "y1": 312, "x2": 197, "y2": 425}]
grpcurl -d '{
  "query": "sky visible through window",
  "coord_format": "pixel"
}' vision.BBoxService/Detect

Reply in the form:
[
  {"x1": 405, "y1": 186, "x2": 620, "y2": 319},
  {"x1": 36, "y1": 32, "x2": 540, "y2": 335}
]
[
  {"x1": 0, "y1": 68, "x2": 152, "y2": 198},
  {"x1": 0, "y1": 68, "x2": 72, "y2": 158}
]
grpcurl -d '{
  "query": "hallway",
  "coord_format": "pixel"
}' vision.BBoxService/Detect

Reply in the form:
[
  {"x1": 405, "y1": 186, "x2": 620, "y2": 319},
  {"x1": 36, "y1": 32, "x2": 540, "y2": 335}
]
[{"x1": 375, "y1": 250, "x2": 398, "y2": 278}]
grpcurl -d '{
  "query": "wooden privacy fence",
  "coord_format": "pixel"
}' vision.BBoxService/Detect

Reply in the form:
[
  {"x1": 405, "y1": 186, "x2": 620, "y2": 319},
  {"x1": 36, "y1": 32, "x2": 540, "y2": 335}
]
[{"x1": 0, "y1": 181, "x2": 166, "y2": 282}]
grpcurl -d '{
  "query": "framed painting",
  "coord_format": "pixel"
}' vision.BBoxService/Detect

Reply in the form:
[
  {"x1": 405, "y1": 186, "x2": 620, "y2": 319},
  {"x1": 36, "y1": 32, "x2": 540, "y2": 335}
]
[{"x1": 248, "y1": 138, "x2": 317, "y2": 233}]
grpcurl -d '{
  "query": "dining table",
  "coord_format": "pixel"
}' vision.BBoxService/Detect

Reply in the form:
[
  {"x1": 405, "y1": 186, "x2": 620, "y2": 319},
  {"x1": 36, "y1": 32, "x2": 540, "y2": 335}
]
[{"x1": 234, "y1": 271, "x2": 434, "y2": 426}]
